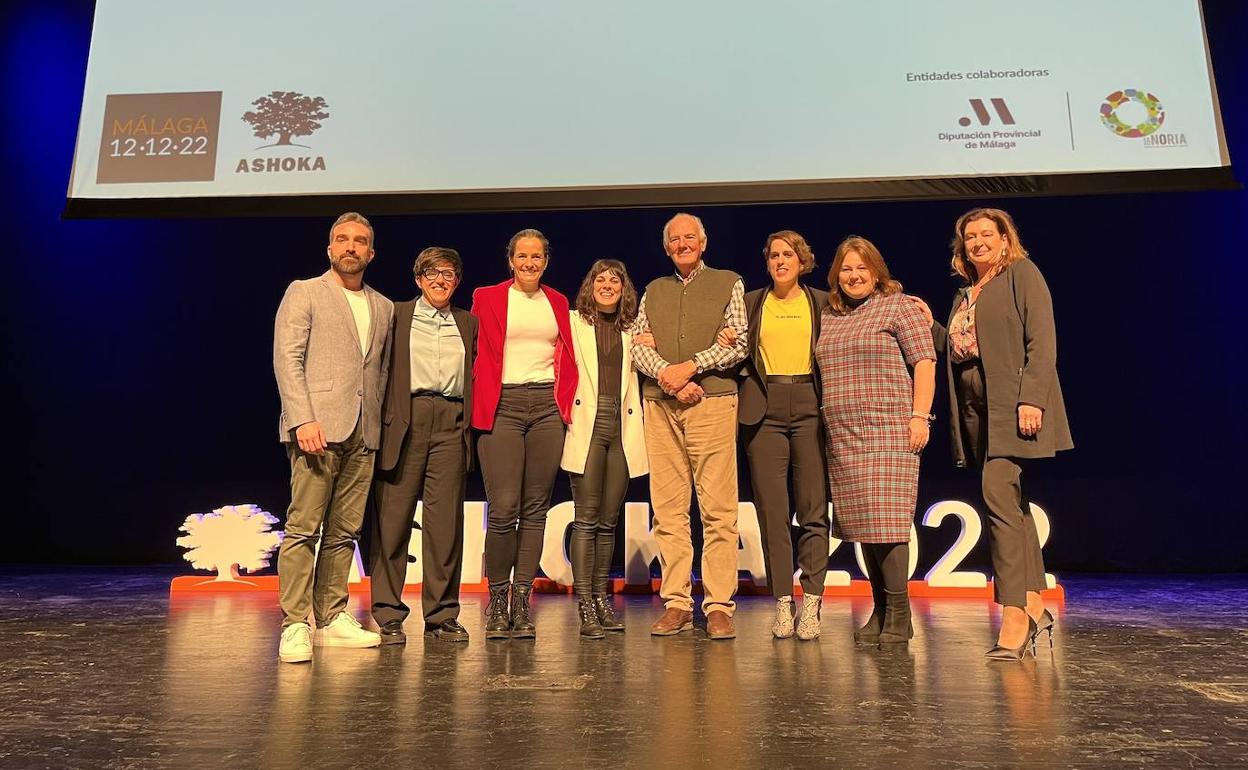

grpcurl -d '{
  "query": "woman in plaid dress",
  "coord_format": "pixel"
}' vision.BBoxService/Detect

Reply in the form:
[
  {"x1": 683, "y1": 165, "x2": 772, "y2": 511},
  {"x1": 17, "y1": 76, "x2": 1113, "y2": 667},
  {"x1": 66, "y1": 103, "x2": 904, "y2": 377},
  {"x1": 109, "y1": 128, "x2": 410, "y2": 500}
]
[{"x1": 816, "y1": 236, "x2": 936, "y2": 646}]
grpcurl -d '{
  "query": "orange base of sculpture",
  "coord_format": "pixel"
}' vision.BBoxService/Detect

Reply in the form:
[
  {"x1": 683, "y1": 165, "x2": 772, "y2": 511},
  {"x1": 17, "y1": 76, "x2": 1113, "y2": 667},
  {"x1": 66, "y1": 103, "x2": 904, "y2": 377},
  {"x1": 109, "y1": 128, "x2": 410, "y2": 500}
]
[{"x1": 169, "y1": 575, "x2": 1065, "y2": 602}]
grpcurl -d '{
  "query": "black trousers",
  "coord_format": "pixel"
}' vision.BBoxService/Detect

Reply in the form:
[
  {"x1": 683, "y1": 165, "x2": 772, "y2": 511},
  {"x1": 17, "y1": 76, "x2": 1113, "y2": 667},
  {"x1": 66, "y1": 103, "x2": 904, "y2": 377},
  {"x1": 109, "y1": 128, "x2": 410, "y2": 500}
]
[
  {"x1": 477, "y1": 383, "x2": 565, "y2": 587},
  {"x1": 743, "y1": 379, "x2": 829, "y2": 597},
  {"x1": 568, "y1": 395, "x2": 628, "y2": 598},
  {"x1": 370, "y1": 395, "x2": 466, "y2": 627},
  {"x1": 955, "y1": 361, "x2": 1047, "y2": 608}
]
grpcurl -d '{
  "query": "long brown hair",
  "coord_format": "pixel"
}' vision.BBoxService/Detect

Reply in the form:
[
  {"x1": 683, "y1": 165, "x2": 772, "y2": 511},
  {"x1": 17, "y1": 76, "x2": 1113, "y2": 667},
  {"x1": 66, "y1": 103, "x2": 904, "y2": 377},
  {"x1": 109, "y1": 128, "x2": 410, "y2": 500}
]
[
  {"x1": 574, "y1": 259, "x2": 638, "y2": 332},
  {"x1": 950, "y1": 207, "x2": 1030, "y2": 285},
  {"x1": 826, "y1": 236, "x2": 903, "y2": 315}
]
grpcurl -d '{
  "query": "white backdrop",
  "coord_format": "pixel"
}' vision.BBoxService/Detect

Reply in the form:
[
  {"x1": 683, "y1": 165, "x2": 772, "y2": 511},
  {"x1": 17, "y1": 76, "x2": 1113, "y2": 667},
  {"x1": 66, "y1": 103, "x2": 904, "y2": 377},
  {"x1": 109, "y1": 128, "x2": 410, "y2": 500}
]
[{"x1": 70, "y1": 0, "x2": 1227, "y2": 201}]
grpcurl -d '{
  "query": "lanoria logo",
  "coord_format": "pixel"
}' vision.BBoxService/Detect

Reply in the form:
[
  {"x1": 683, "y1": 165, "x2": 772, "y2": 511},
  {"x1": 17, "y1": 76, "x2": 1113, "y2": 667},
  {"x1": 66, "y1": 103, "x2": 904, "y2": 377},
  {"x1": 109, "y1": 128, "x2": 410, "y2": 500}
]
[
  {"x1": 1099, "y1": 89, "x2": 1164, "y2": 138},
  {"x1": 235, "y1": 90, "x2": 330, "y2": 174}
]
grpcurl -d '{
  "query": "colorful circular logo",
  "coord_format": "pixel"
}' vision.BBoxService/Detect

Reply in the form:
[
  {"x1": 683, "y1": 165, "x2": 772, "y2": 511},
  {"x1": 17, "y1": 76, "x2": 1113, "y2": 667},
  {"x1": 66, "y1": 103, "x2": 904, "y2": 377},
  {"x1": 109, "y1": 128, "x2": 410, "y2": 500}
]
[{"x1": 1100, "y1": 89, "x2": 1165, "y2": 138}]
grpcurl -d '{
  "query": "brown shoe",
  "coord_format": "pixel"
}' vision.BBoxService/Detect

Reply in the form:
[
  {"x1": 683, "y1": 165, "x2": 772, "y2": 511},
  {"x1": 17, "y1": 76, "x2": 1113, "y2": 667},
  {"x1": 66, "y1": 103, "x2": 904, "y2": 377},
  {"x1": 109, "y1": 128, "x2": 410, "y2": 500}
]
[
  {"x1": 706, "y1": 610, "x2": 736, "y2": 640},
  {"x1": 650, "y1": 607, "x2": 694, "y2": 636}
]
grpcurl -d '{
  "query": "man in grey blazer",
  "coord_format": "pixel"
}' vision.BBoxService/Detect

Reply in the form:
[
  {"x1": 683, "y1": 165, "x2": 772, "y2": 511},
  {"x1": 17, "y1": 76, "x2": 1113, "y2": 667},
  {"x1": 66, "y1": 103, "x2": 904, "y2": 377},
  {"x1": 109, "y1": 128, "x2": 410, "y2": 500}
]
[
  {"x1": 370, "y1": 246, "x2": 477, "y2": 644},
  {"x1": 273, "y1": 211, "x2": 395, "y2": 663}
]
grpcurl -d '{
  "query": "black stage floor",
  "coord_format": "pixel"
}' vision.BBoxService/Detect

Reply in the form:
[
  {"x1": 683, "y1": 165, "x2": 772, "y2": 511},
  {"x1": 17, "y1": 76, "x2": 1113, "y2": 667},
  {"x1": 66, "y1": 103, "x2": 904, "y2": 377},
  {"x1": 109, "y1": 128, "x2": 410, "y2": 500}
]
[{"x1": 1, "y1": 568, "x2": 1245, "y2": 769}]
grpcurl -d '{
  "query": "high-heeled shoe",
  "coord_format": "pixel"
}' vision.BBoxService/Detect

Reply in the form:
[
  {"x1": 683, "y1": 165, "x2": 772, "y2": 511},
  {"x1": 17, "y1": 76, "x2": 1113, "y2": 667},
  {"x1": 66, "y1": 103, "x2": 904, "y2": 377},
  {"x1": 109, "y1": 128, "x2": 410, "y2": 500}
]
[
  {"x1": 1030, "y1": 609, "x2": 1055, "y2": 649},
  {"x1": 985, "y1": 616, "x2": 1037, "y2": 661}
]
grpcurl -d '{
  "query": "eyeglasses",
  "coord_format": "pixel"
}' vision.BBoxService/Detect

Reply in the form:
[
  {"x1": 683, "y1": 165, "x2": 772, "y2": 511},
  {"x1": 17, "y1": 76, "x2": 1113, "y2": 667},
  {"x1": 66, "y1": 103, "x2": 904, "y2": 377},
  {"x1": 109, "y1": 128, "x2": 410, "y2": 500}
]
[{"x1": 421, "y1": 268, "x2": 458, "y2": 281}]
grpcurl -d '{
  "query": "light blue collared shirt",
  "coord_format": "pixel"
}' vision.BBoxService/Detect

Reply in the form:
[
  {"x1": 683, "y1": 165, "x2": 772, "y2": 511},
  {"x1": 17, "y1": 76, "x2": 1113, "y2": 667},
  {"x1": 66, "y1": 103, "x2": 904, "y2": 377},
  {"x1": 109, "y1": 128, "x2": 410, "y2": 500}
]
[{"x1": 410, "y1": 296, "x2": 465, "y2": 398}]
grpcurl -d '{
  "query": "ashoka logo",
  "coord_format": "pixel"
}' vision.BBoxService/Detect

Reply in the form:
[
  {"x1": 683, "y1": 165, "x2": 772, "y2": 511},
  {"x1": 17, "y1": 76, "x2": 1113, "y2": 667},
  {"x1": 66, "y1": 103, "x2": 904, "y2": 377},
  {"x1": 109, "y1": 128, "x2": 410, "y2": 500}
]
[
  {"x1": 1100, "y1": 89, "x2": 1164, "y2": 138},
  {"x1": 235, "y1": 90, "x2": 330, "y2": 175}
]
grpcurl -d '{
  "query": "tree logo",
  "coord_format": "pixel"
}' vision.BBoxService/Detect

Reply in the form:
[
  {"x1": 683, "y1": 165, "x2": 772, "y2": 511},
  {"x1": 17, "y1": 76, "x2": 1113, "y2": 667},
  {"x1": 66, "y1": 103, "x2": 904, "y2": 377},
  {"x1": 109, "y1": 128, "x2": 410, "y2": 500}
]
[
  {"x1": 241, "y1": 90, "x2": 329, "y2": 149},
  {"x1": 176, "y1": 503, "x2": 283, "y2": 582}
]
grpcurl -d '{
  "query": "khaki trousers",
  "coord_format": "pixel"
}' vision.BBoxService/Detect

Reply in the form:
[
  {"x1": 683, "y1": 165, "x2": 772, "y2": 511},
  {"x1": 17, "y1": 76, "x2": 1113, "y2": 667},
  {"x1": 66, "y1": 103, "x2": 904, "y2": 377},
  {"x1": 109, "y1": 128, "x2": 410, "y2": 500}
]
[
  {"x1": 644, "y1": 394, "x2": 739, "y2": 615},
  {"x1": 277, "y1": 422, "x2": 375, "y2": 627}
]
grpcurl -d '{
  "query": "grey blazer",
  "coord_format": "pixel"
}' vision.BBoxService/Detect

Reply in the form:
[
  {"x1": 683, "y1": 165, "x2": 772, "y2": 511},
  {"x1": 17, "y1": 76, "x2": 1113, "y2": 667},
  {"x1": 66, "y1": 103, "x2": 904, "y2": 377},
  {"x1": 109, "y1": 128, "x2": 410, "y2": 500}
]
[
  {"x1": 377, "y1": 298, "x2": 477, "y2": 474},
  {"x1": 933, "y1": 259, "x2": 1073, "y2": 467},
  {"x1": 738, "y1": 285, "x2": 829, "y2": 426},
  {"x1": 273, "y1": 270, "x2": 395, "y2": 449}
]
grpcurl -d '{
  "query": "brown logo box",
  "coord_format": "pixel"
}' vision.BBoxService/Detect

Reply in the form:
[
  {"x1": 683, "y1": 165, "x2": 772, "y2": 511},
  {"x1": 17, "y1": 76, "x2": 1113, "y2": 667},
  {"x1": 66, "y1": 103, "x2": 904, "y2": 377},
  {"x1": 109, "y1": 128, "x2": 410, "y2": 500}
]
[{"x1": 96, "y1": 92, "x2": 223, "y2": 184}]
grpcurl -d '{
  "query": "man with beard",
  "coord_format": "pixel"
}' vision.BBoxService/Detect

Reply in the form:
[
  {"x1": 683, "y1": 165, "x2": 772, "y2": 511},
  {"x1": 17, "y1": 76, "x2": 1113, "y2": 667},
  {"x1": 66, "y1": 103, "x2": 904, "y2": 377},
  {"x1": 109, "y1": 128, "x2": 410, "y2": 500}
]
[
  {"x1": 632, "y1": 212, "x2": 749, "y2": 640},
  {"x1": 370, "y1": 247, "x2": 477, "y2": 644},
  {"x1": 273, "y1": 212, "x2": 394, "y2": 663}
]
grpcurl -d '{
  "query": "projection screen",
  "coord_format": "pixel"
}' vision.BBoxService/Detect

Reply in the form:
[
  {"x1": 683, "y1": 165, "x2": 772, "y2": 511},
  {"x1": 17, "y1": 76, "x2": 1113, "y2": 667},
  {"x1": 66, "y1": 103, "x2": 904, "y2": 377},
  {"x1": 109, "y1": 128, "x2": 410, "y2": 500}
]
[{"x1": 65, "y1": 0, "x2": 1235, "y2": 217}]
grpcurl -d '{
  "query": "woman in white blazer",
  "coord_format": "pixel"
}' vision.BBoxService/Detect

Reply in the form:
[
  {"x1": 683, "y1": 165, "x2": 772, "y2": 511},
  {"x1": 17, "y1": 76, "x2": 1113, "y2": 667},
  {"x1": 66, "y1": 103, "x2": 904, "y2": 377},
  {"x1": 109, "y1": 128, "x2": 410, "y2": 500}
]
[{"x1": 561, "y1": 259, "x2": 649, "y2": 639}]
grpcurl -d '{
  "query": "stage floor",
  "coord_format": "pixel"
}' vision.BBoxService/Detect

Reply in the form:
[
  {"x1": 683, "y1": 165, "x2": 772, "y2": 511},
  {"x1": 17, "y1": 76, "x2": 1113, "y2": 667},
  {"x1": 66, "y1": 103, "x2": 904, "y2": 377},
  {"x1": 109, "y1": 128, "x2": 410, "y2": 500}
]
[{"x1": 1, "y1": 568, "x2": 1245, "y2": 769}]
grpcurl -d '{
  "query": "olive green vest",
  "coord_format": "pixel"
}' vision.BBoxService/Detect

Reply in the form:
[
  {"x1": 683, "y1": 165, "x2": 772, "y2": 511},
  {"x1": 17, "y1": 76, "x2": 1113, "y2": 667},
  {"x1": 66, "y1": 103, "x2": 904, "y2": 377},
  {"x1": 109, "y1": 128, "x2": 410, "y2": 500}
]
[{"x1": 642, "y1": 266, "x2": 741, "y2": 401}]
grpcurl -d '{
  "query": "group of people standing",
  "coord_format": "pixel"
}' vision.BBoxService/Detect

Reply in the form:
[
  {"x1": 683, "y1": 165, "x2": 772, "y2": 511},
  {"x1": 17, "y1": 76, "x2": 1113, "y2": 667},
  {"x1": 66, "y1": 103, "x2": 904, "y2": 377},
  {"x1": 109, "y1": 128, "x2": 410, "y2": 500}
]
[{"x1": 270, "y1": 207, "x2": 1072, "y2": 665}]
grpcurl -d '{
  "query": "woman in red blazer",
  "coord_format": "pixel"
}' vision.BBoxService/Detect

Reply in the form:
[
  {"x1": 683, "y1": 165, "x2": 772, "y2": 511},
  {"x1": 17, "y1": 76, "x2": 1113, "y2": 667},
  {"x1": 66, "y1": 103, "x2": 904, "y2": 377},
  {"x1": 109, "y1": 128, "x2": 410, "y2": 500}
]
[{"x1": 471, "y1": 228, "x2": 577, "y2": 640}]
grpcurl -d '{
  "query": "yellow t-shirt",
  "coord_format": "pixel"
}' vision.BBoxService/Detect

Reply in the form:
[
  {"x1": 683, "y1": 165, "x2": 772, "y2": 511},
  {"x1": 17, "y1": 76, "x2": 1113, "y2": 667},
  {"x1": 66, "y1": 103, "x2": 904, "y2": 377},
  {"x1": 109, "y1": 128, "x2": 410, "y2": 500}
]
[{"x1": 759, "y1": 292, "x2": 812, "y2": 375}]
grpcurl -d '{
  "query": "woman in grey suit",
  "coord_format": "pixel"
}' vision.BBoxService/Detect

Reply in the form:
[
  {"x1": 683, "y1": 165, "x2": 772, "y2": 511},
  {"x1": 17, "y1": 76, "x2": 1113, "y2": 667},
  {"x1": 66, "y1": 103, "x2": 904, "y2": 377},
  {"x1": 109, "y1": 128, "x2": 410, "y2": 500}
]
[{"x1": 933, "y1": 207, "x2": 1073, "y2": 661}]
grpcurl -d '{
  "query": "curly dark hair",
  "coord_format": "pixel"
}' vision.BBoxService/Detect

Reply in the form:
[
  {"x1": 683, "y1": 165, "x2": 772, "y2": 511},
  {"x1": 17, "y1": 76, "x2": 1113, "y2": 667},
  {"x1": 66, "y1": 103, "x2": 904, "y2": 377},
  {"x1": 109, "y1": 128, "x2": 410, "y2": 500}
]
[{"x1": 573, "y1": 259, "x2": 638, "y2": 332}]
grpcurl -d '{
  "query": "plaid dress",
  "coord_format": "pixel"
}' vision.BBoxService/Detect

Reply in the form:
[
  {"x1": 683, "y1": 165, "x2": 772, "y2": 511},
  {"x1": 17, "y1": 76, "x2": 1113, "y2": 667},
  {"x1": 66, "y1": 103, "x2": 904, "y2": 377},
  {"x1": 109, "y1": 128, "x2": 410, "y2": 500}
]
[{"x1": 815, "y1": 292, "x2": 936, "y2": 543}]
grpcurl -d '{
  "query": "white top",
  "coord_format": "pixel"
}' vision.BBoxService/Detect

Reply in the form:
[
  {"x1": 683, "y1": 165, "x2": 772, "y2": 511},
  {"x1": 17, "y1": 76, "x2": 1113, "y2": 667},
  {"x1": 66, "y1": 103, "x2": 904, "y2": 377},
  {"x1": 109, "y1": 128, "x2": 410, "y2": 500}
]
[
  {"x1": 502, "y1": 284, "x2": 557, "y2": 384},
  {"x1": 341, "y1": 287, "x2": 371, "y2": 355}
]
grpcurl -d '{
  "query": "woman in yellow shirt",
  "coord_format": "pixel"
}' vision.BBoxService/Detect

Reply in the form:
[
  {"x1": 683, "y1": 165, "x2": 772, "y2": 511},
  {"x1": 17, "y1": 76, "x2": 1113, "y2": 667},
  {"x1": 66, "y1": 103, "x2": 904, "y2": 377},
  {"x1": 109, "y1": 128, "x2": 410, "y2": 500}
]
[{"x1": 737, "y1": 230, "x2": 831, "y2": 639}]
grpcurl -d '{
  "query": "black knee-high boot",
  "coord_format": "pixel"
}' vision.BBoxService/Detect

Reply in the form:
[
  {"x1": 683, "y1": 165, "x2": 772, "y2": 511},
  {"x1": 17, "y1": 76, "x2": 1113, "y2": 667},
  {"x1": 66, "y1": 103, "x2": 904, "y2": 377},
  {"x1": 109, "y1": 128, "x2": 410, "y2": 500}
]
[
  {"x1": 855, "y1": 545, "x2": 886, "y2": 643},
  {"x1": 875, "y1": 542, "x2": 913, "y2": 644}
]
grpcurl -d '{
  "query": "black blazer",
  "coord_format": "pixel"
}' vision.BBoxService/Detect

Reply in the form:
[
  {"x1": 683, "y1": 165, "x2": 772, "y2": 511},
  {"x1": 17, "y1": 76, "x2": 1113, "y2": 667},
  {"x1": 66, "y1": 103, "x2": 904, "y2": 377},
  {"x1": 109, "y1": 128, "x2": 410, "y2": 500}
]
[
  {"x1": 377, "y1": 298, "x2": 478, "y2": 473},
  {"x1": 738, "y1": 285, "x2": 829, "y2": 426},
  {"x1": 932, "y1": 259, "x2": 1072, "y2": 467}
]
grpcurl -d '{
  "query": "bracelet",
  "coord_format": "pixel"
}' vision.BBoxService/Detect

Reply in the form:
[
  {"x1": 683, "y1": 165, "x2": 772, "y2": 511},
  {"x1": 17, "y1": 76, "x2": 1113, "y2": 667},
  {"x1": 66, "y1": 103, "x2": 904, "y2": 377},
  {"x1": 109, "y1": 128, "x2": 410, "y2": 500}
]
[{"x1": 911, "y1": 411, "x2": 934, "y2": 422}]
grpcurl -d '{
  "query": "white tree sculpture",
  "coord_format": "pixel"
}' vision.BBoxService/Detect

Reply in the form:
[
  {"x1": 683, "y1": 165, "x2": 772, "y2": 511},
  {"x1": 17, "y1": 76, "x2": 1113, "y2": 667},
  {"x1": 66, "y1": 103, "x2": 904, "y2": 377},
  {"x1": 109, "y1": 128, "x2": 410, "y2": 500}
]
[{"x1": 176, "y1": 504, "x2": 284, "y2": 581}]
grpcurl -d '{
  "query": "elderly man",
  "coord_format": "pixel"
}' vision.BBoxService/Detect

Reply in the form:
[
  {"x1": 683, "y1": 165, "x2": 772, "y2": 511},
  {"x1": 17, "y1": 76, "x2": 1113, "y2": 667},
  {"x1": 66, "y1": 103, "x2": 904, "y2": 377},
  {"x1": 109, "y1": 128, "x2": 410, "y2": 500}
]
[
  {"x1": 370, "y1": 247, "x2": 477, "y2": 644},
  {"x1": 273, "y1": 212, "x2": 394, "y2": 663},
  {"x1": 632, "y1": 212, "x2": 749, "y2": 640}
]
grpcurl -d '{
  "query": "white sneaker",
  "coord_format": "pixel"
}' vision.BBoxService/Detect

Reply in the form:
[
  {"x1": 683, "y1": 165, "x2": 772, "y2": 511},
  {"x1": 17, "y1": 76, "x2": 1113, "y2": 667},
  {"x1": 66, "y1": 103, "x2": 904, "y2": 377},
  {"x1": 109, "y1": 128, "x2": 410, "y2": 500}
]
[
  {"x1": 797, "y1": 595, "x2": 822, "y2": 641},
  {"x1": 314, "y1": 612, "x2": 381, "y2": 648},
  {"x1": 279, "y1": 622, "x2": 313, "y2": 663},
  {"x1": 772, "y1": 596, "x2": 795, "y2": 639}
]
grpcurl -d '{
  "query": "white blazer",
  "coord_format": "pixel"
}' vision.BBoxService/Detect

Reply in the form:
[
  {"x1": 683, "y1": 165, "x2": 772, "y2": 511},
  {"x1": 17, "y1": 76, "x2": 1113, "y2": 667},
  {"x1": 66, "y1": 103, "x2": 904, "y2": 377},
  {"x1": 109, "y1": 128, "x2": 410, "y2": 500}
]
[{"x1": 560, "y1": 311, "x2": 649, "y2": 477}]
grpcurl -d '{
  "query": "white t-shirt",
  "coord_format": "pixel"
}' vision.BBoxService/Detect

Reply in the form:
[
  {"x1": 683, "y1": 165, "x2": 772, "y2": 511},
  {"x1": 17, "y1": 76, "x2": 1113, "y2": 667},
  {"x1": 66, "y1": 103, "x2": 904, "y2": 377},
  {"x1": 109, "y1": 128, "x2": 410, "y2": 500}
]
[
  {"x1": 502, "y1": 285, "x2": 557, "y2": 384},
  {"x1": 342, "y1": 287, "x2": 371, "y2": 355}
]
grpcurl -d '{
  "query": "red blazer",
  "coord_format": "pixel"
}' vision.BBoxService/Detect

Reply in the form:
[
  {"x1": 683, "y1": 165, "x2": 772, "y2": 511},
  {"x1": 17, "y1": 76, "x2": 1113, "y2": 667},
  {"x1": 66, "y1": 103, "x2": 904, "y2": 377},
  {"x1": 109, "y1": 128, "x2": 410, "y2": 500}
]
[{"x1": 470, "y1": 279, "x2": 577, "y2": 431}]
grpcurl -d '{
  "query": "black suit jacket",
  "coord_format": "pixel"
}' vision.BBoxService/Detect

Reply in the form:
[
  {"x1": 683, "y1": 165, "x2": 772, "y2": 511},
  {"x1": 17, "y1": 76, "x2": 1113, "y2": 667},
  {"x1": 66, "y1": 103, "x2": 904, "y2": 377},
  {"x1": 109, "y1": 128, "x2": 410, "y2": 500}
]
[
  {"x1": 738, "y1": 285, "x2": 829, "y2": 426},
  {"x1": 378, "y1": 298, "x2": 478, "y2": 473},
  {"x1": 932, "y1": 259, "x2": 1072, "y2": 466}
]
